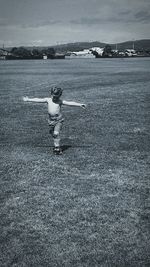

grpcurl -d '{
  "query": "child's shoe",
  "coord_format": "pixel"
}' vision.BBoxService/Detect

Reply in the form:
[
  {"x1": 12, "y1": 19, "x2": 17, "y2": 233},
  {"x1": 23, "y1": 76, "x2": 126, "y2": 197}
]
[{"x1": 53, "y1": 147, "x2": 63, "y2": 155}]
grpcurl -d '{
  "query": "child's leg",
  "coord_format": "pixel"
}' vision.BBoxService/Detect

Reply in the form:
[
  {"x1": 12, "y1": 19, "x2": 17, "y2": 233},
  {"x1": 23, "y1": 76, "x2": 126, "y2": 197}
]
[
  {"x1": 53, "y1": 122, "x2": 62, "y2": 148},
  {"x1": 49, "y1": 125, "x2": 54, "y2": 136}
]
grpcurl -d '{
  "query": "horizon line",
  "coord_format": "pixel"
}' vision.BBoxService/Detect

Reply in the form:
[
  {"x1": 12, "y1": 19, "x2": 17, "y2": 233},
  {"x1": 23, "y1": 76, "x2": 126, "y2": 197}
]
[{"x1": 1, "y1": 38, "x2": 150, "y2": 48}]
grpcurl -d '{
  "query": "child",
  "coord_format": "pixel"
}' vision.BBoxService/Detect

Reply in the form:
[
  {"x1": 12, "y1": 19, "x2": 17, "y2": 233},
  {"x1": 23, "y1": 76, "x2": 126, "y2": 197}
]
[{"x1": 23, "y1": 86, "x2": 86, "y2": 155}]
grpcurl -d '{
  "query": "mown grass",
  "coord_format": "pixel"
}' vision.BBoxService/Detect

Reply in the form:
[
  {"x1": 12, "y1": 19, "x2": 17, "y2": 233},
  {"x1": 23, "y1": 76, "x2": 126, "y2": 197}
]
[{"x1": 0, "y1": 58, "x2": 150, "y2": 266}]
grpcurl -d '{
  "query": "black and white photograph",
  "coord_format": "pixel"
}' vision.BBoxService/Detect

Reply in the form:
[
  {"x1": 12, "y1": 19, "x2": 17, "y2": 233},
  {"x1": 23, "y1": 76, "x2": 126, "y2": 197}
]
[{"x1": 0, "y1": 0, "x2": 150, "y2": 266}]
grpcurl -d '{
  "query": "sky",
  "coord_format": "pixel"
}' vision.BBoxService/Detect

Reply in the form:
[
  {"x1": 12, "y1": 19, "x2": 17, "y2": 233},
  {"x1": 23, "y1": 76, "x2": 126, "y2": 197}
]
[{"x1": 0, "y1": 0, "x2": 150, "y2": 47}]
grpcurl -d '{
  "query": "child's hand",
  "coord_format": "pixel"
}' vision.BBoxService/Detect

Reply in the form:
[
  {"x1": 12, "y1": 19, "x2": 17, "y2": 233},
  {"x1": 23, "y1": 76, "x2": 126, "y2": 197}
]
[
  {"x1": 81, "y1": 104, "x2": 87, "y2": 109},
  {"x1": 23, "y1": 96, "x2": 29, "y2": 102}
]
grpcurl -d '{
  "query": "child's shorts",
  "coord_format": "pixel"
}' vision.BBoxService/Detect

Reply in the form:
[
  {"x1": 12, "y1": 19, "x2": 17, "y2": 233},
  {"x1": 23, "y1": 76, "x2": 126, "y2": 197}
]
[{"x1": 48, "y1": 116, "x2": 64, "y2": 134}]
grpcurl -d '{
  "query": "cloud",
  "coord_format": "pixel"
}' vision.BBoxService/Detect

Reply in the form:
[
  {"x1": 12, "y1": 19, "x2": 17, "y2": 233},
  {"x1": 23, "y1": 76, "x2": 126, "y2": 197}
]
[
  {"x1": 70, "y1": 16, "x2": 131, "y2": 26},
  {"x1": 21, "y1": 20, "x2": 62, "y2": 29},
  {"x1": 0, "y1": 18, "x2": 11, "y2": 27},
  {"x1": 70, "y1": 6, "x2": 150, "y2": 27},
  {"x1": 134, "y1": 10, "x2": 150, "y2": 23},
  {"x1": 0, "y1": 0, "x2": 150, "y2": 46},
  {"x1": 0, "y1": 18, "x2": 62, "y2": 29},
  {"x1": 70, "y1": 18, "x2": 103, "y2": 26}
]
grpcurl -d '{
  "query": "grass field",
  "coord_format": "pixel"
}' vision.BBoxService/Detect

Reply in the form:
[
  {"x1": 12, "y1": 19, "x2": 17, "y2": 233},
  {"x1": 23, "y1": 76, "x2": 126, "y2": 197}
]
[{"x1": 0, "y1": 58, "x2": 150, "y2": 266}]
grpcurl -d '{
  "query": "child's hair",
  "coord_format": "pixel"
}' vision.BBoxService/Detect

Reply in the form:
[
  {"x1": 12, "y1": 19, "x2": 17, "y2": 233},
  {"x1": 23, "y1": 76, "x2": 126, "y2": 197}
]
[{"x1": 51, "y1": 86, "x2": 63, "y2": 97}]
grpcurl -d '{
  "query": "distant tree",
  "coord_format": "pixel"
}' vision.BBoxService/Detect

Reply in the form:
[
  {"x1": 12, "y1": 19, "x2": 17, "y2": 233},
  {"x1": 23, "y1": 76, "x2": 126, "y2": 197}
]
[
  {"x1": 47, "y1": 47, "x2": 55, "y2": 55},
  {"x1": 41, "y1": 47, "x2": 56, "y2": 58},
  {"x1": 32, "y1": 49, "x2": 40, "y2": 56},
  {"x1": 42, "y1": 47, "x2": 56, "y2": 59},
  {"x1": 103, "y1": 45, "x2": 112, "y2": 57},
  {"x1": 10, "y1": 47, "x2": 18, "y2": 55},
  {"x1": 31, "y1": 49, "x2": 43, "y2": 58},
  {"x1": 10, "y1": 47, "x2": 31, "y2": 58}
]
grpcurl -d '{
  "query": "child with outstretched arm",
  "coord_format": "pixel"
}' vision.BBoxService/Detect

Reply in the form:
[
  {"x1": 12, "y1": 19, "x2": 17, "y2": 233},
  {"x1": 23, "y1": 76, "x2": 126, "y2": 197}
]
[{"x1": 23, "y1": 86, "x2": 86, "y2": 155}]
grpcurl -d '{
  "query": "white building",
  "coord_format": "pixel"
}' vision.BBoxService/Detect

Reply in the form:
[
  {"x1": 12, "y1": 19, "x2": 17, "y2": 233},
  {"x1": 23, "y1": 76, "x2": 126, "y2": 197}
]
[
  {"x1": 89, "y1": 47, "x2": 104, "y2": 56},
  {"x1": 43, "y1": 55, "x2": 48, "y2": 60},
  {"x1": 69, "y1": 49, "x2": 95, "y2": 58},
  {"x1": 125, "y1": 49, "x2": 137, "y2": 57}
]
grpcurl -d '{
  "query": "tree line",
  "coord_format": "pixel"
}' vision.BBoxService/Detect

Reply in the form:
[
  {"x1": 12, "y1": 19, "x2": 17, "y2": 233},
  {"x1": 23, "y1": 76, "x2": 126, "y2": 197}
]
[{"x1": 9, "y1": 47, "x2": 56, "y2": 59}]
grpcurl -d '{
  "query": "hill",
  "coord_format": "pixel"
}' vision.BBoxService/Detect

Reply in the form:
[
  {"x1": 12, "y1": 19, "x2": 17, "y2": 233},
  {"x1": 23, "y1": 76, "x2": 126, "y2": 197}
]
[
  {"x1": 53, "y1": 39, "x2": 150, "y2": 52},
  {"x1": 4, "y1": 39, "x2": 150, "y2": 53},
  {"x1": 110, "y1": 39, "x2": 150, "y2": 51}
]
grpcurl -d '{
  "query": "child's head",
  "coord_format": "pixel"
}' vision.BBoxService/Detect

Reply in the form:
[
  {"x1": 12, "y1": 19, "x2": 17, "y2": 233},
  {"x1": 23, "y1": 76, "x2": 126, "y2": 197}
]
[{"x1": 51, "y1": 86, "x2": 63, "y2": 99}]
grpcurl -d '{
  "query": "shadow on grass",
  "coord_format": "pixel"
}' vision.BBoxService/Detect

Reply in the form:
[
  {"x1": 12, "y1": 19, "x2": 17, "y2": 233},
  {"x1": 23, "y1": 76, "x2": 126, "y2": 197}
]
[
  {"x1": 61, "y1": 145, "x2": 72, "y2": 152},
  {"x1": 61, "y1": 144, "x2": 92, "y2": 151},
  {"x1": 37, "y1": 144, "x2": 91, "y2": 149},
  {"x1": 14, "y1": 143, "x2": 91, "y2": 151}
]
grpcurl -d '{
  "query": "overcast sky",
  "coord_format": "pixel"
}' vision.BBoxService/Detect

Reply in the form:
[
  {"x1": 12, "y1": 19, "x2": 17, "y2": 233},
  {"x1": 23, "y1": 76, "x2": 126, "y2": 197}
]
[{"x1": 0, "y1": 0, "x2": 150, "y2": 47}]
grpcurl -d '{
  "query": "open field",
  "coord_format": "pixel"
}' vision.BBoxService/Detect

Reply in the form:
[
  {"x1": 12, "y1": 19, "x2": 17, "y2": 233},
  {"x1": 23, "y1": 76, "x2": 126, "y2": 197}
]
[{"x1": 0, "y1": 58, "x2": 150, "y2": 266}]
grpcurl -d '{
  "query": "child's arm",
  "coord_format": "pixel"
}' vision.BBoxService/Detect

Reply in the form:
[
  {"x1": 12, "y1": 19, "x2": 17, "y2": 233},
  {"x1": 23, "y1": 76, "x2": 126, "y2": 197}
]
[
  {"x1": 62, "y1": 100, "x2": 86, "y2": 109},
  {"x1": 23, "y1": 96, "x2": 48, "y2": 103}
]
